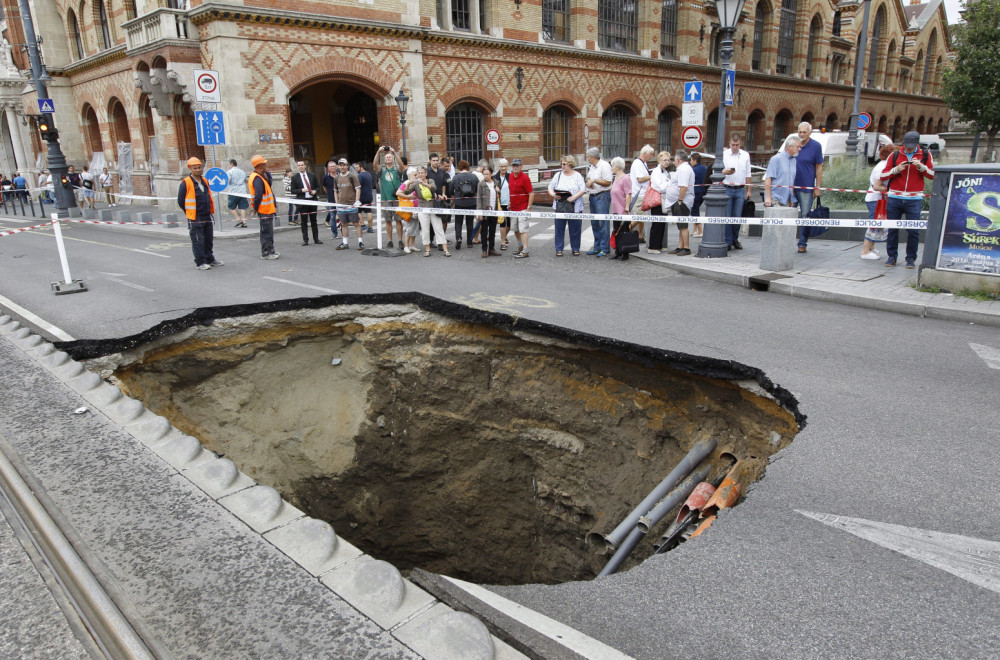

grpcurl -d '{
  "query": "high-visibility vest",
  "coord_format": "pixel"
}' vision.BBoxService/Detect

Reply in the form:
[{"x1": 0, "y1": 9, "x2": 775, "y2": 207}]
[
  {"x1": 247, "y1": 172, "x2": 276, "y2": 214},
  {"x1": 183, "y1": 176, "x2": 214, "y2": 220}
]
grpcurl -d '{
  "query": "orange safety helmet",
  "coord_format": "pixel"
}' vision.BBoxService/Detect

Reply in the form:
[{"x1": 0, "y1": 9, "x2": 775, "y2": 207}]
[
  {"x1": 186, "y1": 157, "x2": 203, "y2": 168},
  {"x1": 250, "y1": 155, "x2": 267, "y2": 168}
]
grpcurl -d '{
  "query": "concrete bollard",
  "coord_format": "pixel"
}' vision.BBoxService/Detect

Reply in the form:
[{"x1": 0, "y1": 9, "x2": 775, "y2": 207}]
[
  {"x1": 113, "y1": 210, "x2": 132, "y2": 224},
  {"x1": 161, "y1": 213, "x2": 179, "y2": 228},
  {"x1": 759, "y1": 205, "x2": 799, "y2": 271},
  {"x1": 99, "y1": 209, "x2": 113, "y2": 222},
  {"x1": 136, "y1": 211, "x2": 153, "y2": 224},
  {"x1": 81, "y1": 208, "x2": 97, "y2": 219}
]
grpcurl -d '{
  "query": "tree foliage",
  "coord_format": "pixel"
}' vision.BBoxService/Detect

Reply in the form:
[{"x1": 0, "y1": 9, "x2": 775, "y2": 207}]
[{"x1": 942, "y1": 0, "x2": 1000, "y2": 154}]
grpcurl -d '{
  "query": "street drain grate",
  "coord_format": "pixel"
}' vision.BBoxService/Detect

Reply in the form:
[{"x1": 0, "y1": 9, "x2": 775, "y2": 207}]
[{"x1": 60, "y1": 293, "x2": 803, "y2": 585}]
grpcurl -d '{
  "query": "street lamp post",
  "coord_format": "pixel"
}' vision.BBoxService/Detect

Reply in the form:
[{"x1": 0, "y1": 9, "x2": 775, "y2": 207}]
[
  {"x1": 395, "y1": 89, "x2": 409, "y2": 162},
  {"x1": 17, "y1": 0, "x2": 77, "y2": 218},
  {"x1": 845, "y1": 0, "x2": 872, "y2": 161},
  {"x1": 697, "y1": 0, "x2": 746, "y2": 259}
]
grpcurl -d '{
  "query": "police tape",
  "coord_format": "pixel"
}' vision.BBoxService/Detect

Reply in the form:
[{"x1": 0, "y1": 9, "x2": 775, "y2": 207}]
[{"x1": 0, "y1": 221, "x2": 54, "y2": 237}]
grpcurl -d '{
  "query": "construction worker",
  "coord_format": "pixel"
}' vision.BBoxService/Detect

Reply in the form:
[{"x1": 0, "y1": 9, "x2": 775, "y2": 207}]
[
  {"x1": 248, "y1": 155, "x2": 279, "y2": 260},
  {"x1": 177, "y1": 157, "x2": 222, "y2": 270}
]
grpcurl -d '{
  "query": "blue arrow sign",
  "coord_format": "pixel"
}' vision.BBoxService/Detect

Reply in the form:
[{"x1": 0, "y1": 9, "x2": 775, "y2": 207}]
[
  {"x1": 195, "y1": 111, "x2": 227, "y2": 146},
  {"x1": 37, "y1": 98, "x2": 55, "y2": 113},
  {"x1": 204, "y1": 167, "x2": 230, "y2": 193},
  {"x1": 724, "y1": 70, "x2": 735, "y2": 107},
  {"x1": 684, "y1": 81, "x2": 703, "y2": 103}
]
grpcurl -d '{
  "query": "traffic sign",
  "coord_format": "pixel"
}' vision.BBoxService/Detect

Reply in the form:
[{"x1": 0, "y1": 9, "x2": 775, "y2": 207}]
[
  {"x1": 858, "y1": 113, "x2": 873, "y2": 131},
  {"x1": 682, "y1": 102, "x2": 703, "y2": 127},
  {"x1": 681, "y1": 126, "x2": 704, "y2": 150},
  {"x1": 204, "y1": 167, "x2": 230, "y2": 193},
  {"x1": 195, "y1": 111, "x2": 226, "y2": 146},
  {"x1": 37, "y1": 98, "x2": 55, "y2": 113},
  {"x1": 724, "y1": 70, "x2": 735, "y2": 107},
  {"x1": 193, "y1": 69, "x2": 221, "y2": 103},
  {"x1": 684, "y1": 81, "x2": 703, "y2": 103},
  {"x1": 485, "y1": 129, "x2": 500, "y2": 145}
]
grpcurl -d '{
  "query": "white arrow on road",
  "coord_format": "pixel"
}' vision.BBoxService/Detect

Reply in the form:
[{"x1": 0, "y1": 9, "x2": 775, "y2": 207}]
[
  {"x1": 797, "y1": 510, "x2": 1000, "y2": 595},
  {"x1": 969, "y1": 343, "x2": 1000, "y2": 370}
]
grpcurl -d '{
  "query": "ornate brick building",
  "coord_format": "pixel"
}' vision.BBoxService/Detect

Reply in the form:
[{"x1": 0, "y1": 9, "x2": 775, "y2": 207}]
[{"x1": 4, "y1": 0, "x2": 951, "y2": 195}]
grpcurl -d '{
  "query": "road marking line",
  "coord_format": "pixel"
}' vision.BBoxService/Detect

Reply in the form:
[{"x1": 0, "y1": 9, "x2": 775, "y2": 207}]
[
  {"x1": 797, "y1": 510, "x2": 1000, "y2": 595},
  {"x1": 443, "y1": 577, "x2": 633, "y2": 659},
  {"x1": 12, "y1": 228, "x2": 171, "y2": 258},
  {"x1": 969, "y1": 343, "x2": 1000, "y2": 370},
  {"x1": 261, "y1": 276, "x2": 340, "y2": 294},
  {"x1": 103, "y1": 277, "x2": 155, "y2": 292},
  {"x1": 0, "y1": 293, "x2": 74, "y2": 341}
]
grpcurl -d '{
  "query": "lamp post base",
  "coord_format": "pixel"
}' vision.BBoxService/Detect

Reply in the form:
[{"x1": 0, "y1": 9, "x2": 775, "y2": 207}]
[{"x1": 696, "y1": 187, "x2": 730, "y2": 258}]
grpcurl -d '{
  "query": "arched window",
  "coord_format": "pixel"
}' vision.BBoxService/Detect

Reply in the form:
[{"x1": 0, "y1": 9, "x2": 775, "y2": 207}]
[
  {"x1": 599, "y1": 0, "x2": 637, "y2": 53},
  {"x1": 746, "y1": 110, "x2": 765, "y2": 152},
  {"x1": 906, "y1": 117, "x2": 915, "y2": 133},
  {"x1": 98, "y1": 0, "x2": 112, "y2": 50},
  {"x1": 900, "y1": 69, "x2": 910, "y2": 94},
  {"x1": 109, "y1": 99, "x2": 130, "y2": 146},
  {"x1": 773, "y1": 109, "x2": 792, "y2": 150},
  {"x1": 934, "y1": 56, "x2": 943, "y2": 95},
  {"x1": 776, "y1": 0, "x2": 796, "y2": 75},
  {"x1": 801, "y1": 111, "x2": 814, "y2": 126},
  {"x1": 446, "y1": 103, "x2": 484, "y2": 166},
  {"x1": 752, "y1": 1, "x2": 767, "y2": 71},
  {"x1": 660, "y1": 0, "x2": 678, "y2": 60},
  {"x1": 127, "y1": 0, "x2": 138, "y2": 20},
  {"x1": 601, "y1": 105, "x2": 631, "y2": 159},
  {"x1": 920, "y1": 33, "x2": 936, "y2": 95},
  {"x1": 884, "y1": 40, "x2": 897, "y2": 89},
  {"x1": 542, "y1": 106, "x2": 570, "y2": 164},
  {"x1": 891, "y1": 117, "x2": 901, "y2": 141},
  {"x1": 709, "y1": 27, "x2": 722, "y2": 67},
  {"x1": 542, "y1": 0, "x2": 570, "y2": 42},
  {"x1": 68, "y1": 10, "x2": 84, "y2": 60},
  {"x1": 806, "y1": 15, "x2": 822, "y2": 79},
  {"x1": 916, "y1": 116, "x2": 926, "y2": 133},
  {"x1": 867, "y1": 6, "x2": 885, "y2": 87},
  {"x1": 705, "y1": 109, "x2": 719, "y2": 154},
  {"x1": 825, "y1": 113, "x2": 838, "y2": 132},
  {"x1": 657, "y1": 109, "x2": 678, "y2": 153},
  {"x1": 81, "y1": 104, "x2": 103, "y2": 156},
  {"x1": 832, "y1": 10, "x2": 841, "y2": 37}
]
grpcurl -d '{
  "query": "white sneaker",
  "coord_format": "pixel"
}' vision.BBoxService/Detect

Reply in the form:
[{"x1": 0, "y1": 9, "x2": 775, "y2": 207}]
[
  {"x1": 403, "y1": 246, "x2": 412, "y2": 254},
  {"x1": 860, "y1": 252, "x2": 879, "y2": 260},
  {"x1": 196, "y1": 264, "x2": 212, "y2": 270},
  {"x1": 262, "y1": 252, "x2": 280, "y2": 260}
]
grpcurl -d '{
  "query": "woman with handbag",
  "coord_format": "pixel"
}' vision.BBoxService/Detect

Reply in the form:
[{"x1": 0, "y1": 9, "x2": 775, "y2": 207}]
[
  {"x1": 547, "y1": 155, "x2": 586, "y2": 256},
  {"x1": 861, "y1": 144, "x2": 894, "y2": 260},
  {"x1": 404, "y1": 166, "x2": 450, "y2": 257},
  {"x1": 610, "y1": 157, "x2": 640, "y2": 260},
  {"x1": 645, "y1": 151, "x2": 675, "y2": 254},
  {"x1": 477, "y1": 163, "x2": 501, "y2": 258},
  {"x1": 395, "y1": 167, "x2": 420, "y2": 254}
]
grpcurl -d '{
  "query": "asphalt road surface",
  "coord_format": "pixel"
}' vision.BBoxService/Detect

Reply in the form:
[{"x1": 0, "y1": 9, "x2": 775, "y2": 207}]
[{"x1": 2, "y1": 220, "x2": 999, "y2": 658}]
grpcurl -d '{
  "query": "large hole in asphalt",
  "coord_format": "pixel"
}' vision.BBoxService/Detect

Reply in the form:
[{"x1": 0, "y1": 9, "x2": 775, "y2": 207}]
[{"x1": 67, "y1": 295, "x2": 802, "y2": 586}]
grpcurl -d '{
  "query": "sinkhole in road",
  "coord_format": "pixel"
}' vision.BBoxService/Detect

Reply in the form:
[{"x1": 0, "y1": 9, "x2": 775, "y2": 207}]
[{"x1": 73, "y1": 295, "x2": 802, "y2": 586}]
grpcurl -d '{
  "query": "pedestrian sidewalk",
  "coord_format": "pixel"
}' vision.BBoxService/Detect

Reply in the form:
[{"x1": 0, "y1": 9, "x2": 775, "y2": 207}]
[{"x1": 637, "y1": 232, "x2": 1000, "y2": 327}]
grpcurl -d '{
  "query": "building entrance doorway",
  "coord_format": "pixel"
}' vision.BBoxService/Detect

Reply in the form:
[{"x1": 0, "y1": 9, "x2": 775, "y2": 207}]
[{"x1": 289, "y1": 81, "x2": 380, "y2": 169}]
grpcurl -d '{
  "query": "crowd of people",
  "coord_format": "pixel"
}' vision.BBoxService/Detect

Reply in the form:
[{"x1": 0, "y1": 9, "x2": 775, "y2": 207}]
[{"x1": 175, "y1": 124, "x2": 933, "y2": 270}]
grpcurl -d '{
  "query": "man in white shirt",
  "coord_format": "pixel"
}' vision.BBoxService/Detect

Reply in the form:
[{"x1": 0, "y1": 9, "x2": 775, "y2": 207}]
[
  {"x1": 226, "y1": 159, "x2": 249, "y2": 227},
  {"x1": 668, "y1": 150, "x2": 696, "y2": 256},
  {"x1": 721, "y1": 133, "x2": 752, "y2": 250},
  {"x1": 585, "y1": 147, "x2": 613, "y2": 257},
  {"x1": 629, "y1": 144, "x2": 655, "y2": 243}
]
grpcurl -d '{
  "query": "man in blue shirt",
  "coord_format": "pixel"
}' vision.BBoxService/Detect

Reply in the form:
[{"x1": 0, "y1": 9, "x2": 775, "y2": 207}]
[
  {"x1": 764, "y1": 136, "x2": 801, "y2": 207},
  {"x1": 12, "y1": 172, "x2": 27, "y2": 203},
  {"x1": 793, "y1": 122, "x2": 824, "y2": 252}
]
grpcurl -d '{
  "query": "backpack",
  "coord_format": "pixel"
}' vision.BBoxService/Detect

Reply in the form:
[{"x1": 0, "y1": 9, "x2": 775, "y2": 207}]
[{"x1": 457, "y1": 175, "x2": 476, "y2": 198}]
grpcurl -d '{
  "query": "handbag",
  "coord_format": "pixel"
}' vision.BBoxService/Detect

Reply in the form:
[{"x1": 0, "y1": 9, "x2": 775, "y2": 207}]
[
  {"x1": 742, "y1": 199, "x2": 756, "y2": 218},
  {"x1": 396, "y1": 197, "x2": 414, "y2": 221},
  {"x1": 802, "y1": 196, "x2": 831, "y2": 238},
  {"x1": 865, "y1": 194, "x2": 888, "y2": 242},
  {"x1": 671, "y1": 201, "x2": 690, "y2": 216},
  {"x1": 618, "y1": 229, "x2": 641, "y2": 253},
  {"x1": 641, "y1": 187, "x2": 662, "y2": 211}
]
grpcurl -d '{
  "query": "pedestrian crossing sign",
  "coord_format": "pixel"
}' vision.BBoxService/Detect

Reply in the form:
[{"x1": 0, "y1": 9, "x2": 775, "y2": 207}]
[{"x1": 37, "y1": 99, "x2": 55, "y2": 113}]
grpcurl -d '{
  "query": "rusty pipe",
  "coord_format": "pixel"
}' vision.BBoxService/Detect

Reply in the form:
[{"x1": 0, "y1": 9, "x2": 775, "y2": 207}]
[{"x1": 600, "y1": 438, "x2": 717, "y2": 550}]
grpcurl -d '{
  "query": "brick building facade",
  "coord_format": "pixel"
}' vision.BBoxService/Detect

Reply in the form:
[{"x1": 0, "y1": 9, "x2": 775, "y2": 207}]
[{"x1": 5, "y1": 0, "x2": 951, "y2": 196}]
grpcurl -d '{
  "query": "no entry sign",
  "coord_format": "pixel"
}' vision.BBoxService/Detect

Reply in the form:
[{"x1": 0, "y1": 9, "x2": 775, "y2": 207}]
[
  {"x1": 193, "y1": 69, "x2": 221, "y2": 103},
  {"x1": 681, "y1": 126, "x2": 703, "y2": 150}
]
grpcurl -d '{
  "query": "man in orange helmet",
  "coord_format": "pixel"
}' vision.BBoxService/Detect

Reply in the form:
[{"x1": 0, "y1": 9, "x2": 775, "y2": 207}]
[
  {"x1": 176, "y1": 157, "x2": 222, "y2": 270},
  {"x1": 248, "y1": 155, "x2": 279, "y2": 260}
]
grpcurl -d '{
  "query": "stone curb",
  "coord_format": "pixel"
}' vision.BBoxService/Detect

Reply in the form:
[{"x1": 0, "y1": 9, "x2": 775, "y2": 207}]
[{"x1": 0, "y1": 313, "x2": 522, "y2": 660}]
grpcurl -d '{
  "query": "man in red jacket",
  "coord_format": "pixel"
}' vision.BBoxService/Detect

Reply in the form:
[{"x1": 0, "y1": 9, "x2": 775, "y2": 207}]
[{"x1": 879, "y1": 131, "x2": 934, "y2": 268}]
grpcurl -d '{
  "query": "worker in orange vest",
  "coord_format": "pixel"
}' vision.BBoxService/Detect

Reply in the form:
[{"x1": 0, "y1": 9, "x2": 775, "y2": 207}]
[
  {"x1": 248, "y1": 155, "x2": 279, "y2": 260},
  {"x1": 176, "y1": 157, "x2": 221, "y2": 270}
]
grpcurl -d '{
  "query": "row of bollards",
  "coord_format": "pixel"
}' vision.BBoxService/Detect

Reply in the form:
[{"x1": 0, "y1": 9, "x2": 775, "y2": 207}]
[{"x1": 0, "y1": 191, "x2": 40, "y2": 218}]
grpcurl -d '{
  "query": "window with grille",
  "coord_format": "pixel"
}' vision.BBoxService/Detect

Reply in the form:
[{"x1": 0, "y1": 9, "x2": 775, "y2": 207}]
[
  {"x1": 601, "y1": 106, "x2": 630, "y2": 159},
  {"x1": 446, "y1": 104, "x2": 484, "y2": 166},
  {"x1": 776, "y1": 0, "x2": 796, "y2": 75},
  {"x1": 773, "y1": 111, "x2": 791, "y2": 150},
  {"x1": 543, "y1": 107, "x2": 570, "y2": 164},
  {"x1": 453, "y1": 0, "x2": 471, "y2": 30},
  {"x1": 832, "y1": 10, "x2": 841, "y2": 37},
  {"x1": 747, "y1": 112, "x2": 764, "y2": 151},
  {"x1": 543, "y1": 0, "x2": 570, "y2": 42},
  {"x1": 599, "y1": 0, "x2": 637, "y2": 53},
  {"x1": 867, "y1": 7, "x2": 884, "y2": 87},
  {"x1": 98, "y1": 1, "x2": 112, "y2": 50},
  {"x1": 705, "y1": 110, "x2": 719, "y2": 154},
  {"x1": 657, "y1": 110, "x2": 675, "y2": 153},
  {"x1": 752, "y1": 3, "x2": 766, "y2": 71},
  {"x1": 69, "y1": 11, "x2": 84, "y2": 60},
  {"x1": 660, "y1": 0, "x2": 678, "y2": 60}
]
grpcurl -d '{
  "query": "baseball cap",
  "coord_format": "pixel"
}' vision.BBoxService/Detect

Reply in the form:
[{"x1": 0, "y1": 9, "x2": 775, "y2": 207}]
[
  {"x1": 186, "y1": 157, "x2": 203, "y2": 168},
  {"x1": 250, "y1": 155, "x2": 267, "y2": 167},
  {"x1": 337, "y1": 158, "x2": 349, "y2": 165},
  {"x1": 511, "y1": 158, "x2": 523, "y2": 166},
  {"x1": 903, "y1": 131, "x2": 920, "y2": 148}
]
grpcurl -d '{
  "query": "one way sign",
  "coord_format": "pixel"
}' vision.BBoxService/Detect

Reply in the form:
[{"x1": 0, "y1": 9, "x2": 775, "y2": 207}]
[
  {"x1": 684, "y1": 81, "x2": 703, "y2": 103},
  {"x1": 37, "y1": 99, "x2": 55, "y2": 113}
]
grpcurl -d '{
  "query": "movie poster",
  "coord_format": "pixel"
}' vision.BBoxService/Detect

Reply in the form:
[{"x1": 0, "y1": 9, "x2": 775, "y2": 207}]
[{"x1": 936, "y1": 173, "x2": 1000, "y2": 275}]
